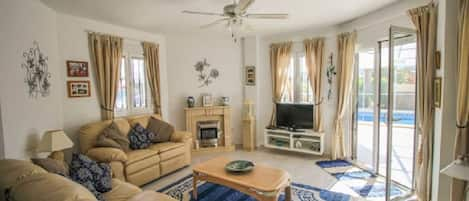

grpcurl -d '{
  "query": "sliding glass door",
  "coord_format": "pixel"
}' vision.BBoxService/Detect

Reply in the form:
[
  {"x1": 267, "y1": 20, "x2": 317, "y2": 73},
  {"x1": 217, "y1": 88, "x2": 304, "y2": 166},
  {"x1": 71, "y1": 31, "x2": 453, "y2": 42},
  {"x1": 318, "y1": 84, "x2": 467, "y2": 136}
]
[
  {"x1": 385, "y1": 26, "x2": 417, "y2": 199},
  {"x1": 353, "y1": 26, "x2": 417, "y2": 200}
]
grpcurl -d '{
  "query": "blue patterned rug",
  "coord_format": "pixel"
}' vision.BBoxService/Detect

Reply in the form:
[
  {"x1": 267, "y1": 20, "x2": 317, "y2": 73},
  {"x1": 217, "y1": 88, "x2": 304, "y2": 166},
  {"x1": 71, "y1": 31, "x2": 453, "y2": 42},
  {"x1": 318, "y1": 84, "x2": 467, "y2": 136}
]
[
  {"x1": 316, "y1": 160, "x2": 407, "y2": 199},
  {"x1": 157, "y1": 174, "x2": 352, "y2": 201}
]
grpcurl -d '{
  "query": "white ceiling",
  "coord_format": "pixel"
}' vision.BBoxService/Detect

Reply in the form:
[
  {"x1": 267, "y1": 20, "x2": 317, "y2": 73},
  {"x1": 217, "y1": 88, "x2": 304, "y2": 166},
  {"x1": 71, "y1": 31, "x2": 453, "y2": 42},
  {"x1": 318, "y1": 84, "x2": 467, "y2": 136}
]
[{"x1": 41, "y1": 0, "x2": 400, "y2": 35}]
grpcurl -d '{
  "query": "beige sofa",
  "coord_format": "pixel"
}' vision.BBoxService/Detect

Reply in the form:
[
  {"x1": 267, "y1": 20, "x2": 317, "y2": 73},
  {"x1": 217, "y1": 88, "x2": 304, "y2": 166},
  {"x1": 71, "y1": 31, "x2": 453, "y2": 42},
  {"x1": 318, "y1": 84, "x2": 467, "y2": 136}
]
[
  {"x1": 79, "y1": 114, "x2": 192, "y2": 186},
  {"x1": 0, "y1": 159, "x2": 176, "y2": 201}
]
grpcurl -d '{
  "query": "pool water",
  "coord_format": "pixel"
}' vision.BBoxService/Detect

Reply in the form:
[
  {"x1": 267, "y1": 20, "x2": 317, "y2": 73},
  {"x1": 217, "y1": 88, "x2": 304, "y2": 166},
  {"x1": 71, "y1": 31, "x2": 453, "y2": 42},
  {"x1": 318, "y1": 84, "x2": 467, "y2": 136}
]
[{"x1": 357, "y1": 111, "x2": 415, "y2": 125}]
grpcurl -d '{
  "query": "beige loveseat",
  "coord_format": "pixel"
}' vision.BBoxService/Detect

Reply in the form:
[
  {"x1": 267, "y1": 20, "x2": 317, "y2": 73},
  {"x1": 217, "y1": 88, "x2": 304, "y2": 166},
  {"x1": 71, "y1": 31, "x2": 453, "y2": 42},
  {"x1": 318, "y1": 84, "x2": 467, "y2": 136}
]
[
  {"x1": 0, "y1": 159, "x2": 176, "y2": 201},
  {"x1": 79, "y1": 114, "x2": 192, "y2": 186}
]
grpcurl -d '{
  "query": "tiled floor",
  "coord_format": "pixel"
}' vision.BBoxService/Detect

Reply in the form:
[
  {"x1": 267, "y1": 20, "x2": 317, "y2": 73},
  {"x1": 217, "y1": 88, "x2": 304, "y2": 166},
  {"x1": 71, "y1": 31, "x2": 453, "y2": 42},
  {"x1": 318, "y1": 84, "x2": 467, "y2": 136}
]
[
  {"x1": 355, "y1": 122, "x2": 415, "y2": 188},
  {"x1": 143, "y1": 148, "x2": 364, "y2": 199}
]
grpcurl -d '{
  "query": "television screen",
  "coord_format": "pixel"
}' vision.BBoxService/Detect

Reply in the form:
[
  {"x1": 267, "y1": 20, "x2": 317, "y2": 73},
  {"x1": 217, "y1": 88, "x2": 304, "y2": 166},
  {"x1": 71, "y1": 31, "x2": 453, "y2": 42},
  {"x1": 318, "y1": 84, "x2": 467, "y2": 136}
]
[{"x1": 276, "y1": 103, "x2": 314, "y2": 129}]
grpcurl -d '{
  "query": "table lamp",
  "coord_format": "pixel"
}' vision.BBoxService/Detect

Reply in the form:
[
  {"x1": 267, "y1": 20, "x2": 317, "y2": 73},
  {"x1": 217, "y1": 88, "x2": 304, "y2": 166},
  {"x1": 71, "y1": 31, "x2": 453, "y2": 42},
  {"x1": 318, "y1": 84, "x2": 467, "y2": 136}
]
[
  {"x1": 37, "y1": 130, "x2": 74, "y2": 161},
  {"x1": 440, "y1": 155, "x2": 469, "y2": 201}
]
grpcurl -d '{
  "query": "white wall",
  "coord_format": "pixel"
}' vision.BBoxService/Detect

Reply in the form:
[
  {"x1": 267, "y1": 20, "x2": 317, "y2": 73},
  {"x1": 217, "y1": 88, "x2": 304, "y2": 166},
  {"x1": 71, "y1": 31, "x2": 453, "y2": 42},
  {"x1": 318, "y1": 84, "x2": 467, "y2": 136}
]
[
  {"x1": 241, "y1": 37, "x2": 262, "y2": 146},
  {"x1": 56, "y1": 14, "x2": 169, "y2": 152},
  {"x1": 166, "y1": 33, "x2": 244, "y2": 144},
  {"x1": 0, "y1": 0, "x2": 63, "y2": 159},
  {"x1": 432, "y1": 0, "x2": 459, "y2": 200}
]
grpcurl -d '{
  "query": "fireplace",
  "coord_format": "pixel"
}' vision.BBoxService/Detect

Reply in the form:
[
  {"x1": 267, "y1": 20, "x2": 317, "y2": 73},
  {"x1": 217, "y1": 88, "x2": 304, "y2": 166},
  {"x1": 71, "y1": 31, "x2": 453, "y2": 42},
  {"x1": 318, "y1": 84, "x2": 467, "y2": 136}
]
[{"x1": 197, "y1": 121, "x2": 220, "y2": 147}]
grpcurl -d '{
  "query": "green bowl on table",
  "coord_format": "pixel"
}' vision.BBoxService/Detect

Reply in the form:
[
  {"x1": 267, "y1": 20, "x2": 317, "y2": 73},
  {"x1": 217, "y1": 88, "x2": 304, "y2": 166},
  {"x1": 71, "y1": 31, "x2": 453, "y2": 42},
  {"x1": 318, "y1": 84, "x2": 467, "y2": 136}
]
[{"x1": 225, "y1": 160, "x2": 255, "y2": 174}]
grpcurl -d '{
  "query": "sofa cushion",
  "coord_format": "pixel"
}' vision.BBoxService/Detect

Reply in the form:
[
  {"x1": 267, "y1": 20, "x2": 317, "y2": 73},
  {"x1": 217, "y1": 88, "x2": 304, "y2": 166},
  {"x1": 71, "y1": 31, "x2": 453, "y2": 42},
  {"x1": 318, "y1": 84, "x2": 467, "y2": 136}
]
[
  {"x1": 0, "y1": 159, "x2": 47, "y2": 201},
  {"x1": 147, "y1": 117, "x2": 175, "y2": 143},
  {"x1": 128, "y1": 191, "x2": 177, "y2": 201},
  {"x1": 126, "y1": 165, "x2": 160, "y2": 186},
  {"x1": 70, "y1": 154, "x2": 112, "y2": 199},
  {"x1": 127, "y1": 114, "x2": 162, "y2": 128},
  {"x1": 148, "y1": 142, "x2": 184, "y2": 153},
  {"x1": 97, "y1": 122, "x2": 130, "y2": 151},
  {"x1": 103, "y1": 179, "x2": 142, "y2": 201},
  {"x1": 96, "y1": 134, "x2": 122, "y2": 149},
  {"x1": 31, "y1": 158, "x2": 69, "y2": 177},
  {"x1": 128, "y1": 123, "x2": 155, "y2": 150},
  {"x1": 160, "y1": 155, "x2": 187, "y2": 176},
  {"x1": 86, "y1": 147, "x2": 128, "y2": 163},
  {"x1": 7, "y1": 173, "x2": 98, "y2": 201},
  {"x1": 125, "y1": 149, "x2": 159, "y2": 166},
  {"x1": 79, "y1": 118, "x2": 130, "y2": 153},
  {"x1": 126, "y1": 156, "x2": 160, "y2": 175}
]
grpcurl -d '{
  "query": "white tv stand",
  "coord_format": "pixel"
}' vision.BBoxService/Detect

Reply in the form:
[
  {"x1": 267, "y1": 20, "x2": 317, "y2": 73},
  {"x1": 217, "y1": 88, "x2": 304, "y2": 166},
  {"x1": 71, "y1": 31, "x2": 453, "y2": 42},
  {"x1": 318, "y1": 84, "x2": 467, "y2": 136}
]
[{"x1": 264, "y1": 128, "x2": 324, "y2": 155}]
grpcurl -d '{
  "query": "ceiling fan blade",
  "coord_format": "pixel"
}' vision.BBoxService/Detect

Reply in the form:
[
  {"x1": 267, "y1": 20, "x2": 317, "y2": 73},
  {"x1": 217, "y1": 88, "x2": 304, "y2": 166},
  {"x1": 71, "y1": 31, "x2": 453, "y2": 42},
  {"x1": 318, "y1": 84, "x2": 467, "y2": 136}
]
[
  {"x1": 245, "y1": 13, "x2": 288, "y2": 19},
  {"x1": 238, "y1": 0, "x2": 255, "y2": 12},
  {"x1": 182, "y1": 10, "x2": 225, "y2": 16},
  {"x1": 200, "y1": 18, "x2": 230, "y2": 29}
]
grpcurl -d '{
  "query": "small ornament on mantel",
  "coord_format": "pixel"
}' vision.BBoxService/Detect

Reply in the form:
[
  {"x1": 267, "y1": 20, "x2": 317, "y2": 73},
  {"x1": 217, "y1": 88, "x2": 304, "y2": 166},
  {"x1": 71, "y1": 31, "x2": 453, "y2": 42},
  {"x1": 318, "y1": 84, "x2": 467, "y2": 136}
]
[
  {"x1": 220, "y1": 96, "x2": 230, "y2": 106},
  {"x1": 187, "y1": 96, "x2": 195, "y2": 108}
]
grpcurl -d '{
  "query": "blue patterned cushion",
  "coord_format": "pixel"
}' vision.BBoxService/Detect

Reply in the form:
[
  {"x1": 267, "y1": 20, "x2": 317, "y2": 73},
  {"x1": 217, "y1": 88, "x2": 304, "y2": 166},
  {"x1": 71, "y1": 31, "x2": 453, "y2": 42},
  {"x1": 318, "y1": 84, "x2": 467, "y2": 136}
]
[
  {"x1": 128, "y1": 123, "x2": 155, "y2": 150},
  {"x1": 70, "y1": 153, "x2": 112, "y2": 201}
]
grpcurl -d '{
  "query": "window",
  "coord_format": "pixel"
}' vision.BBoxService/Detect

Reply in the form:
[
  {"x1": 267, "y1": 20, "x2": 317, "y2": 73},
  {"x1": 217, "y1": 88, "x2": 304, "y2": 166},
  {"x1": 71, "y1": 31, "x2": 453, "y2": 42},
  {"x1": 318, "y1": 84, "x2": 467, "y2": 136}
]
[
  {"x1": 280, "y1": 52, "x2": 313, "y2": 104},
  {"x1": 115, "y1": 55, "x2": 152, "y2": 116}
]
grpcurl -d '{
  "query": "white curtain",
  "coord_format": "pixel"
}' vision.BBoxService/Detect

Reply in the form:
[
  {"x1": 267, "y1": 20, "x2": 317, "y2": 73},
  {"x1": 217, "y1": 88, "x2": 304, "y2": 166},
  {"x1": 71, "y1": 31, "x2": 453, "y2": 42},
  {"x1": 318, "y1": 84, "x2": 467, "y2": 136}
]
[{"x1": 332, "y1": 32, "x2": 356, "y2": 160}]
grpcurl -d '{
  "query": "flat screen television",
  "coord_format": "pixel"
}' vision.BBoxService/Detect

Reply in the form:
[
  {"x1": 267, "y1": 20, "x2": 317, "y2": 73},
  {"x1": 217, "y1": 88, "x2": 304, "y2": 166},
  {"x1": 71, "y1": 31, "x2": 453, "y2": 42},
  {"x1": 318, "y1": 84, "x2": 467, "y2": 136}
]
[{"x1": 276, "y1": 103, "x2": 314, "y2": 129}]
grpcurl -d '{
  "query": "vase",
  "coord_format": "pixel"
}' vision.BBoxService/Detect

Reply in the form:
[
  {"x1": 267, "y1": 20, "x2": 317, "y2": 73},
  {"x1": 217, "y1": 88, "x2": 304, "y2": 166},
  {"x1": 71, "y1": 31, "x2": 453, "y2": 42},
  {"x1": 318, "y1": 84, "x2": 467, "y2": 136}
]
[{"x1": 187, "y1": 96, "x2": 195, "y2": 108}]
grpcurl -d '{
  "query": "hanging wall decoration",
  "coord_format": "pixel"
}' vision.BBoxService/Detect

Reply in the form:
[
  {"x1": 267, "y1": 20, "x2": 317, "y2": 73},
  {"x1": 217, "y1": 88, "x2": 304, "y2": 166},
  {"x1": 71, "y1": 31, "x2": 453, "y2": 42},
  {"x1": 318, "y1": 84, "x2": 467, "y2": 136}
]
[
  {"x1": 194, "y1": 58, "x2": 219, "y2": 87},
  {"x1": 21, "y1": 41, "x2": 51, "y2": 98},
  {"x1": 326, "y1": 53, "x2": 336, "y2": 100}
]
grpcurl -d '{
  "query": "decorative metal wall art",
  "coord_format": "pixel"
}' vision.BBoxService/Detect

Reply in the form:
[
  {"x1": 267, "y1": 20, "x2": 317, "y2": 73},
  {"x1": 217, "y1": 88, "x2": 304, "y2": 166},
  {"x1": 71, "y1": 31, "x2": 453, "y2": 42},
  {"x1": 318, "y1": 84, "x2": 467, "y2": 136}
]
[
  {"x1": 326, "y1": 53, "x2": 336, "y2": 100},
  {"x1": 194, "y1": 58, "x2": 219, "y2": 87},
  {"x1": 21, "y1": 41, "x2": 51, "y2": 98}
]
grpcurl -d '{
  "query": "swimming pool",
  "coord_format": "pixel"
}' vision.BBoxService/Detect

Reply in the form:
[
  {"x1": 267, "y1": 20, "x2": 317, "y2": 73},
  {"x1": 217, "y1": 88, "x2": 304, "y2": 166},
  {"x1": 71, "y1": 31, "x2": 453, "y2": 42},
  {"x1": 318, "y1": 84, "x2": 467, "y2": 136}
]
[{"x1": 357, "y1": 111, "x2": 415, "y2": 125}]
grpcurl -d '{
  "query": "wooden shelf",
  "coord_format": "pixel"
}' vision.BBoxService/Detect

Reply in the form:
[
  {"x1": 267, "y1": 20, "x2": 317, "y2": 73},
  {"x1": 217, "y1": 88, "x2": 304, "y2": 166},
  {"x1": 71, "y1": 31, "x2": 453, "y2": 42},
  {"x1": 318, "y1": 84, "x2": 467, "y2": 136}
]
[{"x1": 264, "y1": 128, "x2": 324, "y2": 156}]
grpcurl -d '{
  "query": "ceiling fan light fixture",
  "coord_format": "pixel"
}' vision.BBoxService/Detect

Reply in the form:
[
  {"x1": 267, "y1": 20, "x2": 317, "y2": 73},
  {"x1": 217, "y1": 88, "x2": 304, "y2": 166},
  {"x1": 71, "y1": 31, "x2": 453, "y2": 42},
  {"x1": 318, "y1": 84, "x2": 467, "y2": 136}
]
[{"x1": 182, "y1": 0, "x2": 288, "y2": 42}]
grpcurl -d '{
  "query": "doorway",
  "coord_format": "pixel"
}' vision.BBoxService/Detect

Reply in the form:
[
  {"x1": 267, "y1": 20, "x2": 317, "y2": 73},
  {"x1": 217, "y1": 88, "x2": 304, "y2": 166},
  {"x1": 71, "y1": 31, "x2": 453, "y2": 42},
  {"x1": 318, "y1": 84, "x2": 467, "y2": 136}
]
[{"x1": 353, "y1": 26, "x2": 417, "y2": 200}]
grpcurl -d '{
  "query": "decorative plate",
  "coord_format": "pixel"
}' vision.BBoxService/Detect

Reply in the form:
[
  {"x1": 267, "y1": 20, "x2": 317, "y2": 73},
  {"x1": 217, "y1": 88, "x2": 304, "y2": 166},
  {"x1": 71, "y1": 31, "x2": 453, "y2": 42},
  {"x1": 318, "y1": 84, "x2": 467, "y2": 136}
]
[{"x1": 225, "y1": 160, "x2": 255, "y2": 174}]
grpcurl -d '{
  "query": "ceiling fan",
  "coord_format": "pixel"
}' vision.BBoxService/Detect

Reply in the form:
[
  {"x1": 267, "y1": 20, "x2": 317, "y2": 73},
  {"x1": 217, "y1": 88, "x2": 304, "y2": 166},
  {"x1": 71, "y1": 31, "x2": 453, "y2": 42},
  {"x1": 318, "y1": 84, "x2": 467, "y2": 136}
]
[{"x1": 182, "y1": 0, "x2": 288, "y2": 40}]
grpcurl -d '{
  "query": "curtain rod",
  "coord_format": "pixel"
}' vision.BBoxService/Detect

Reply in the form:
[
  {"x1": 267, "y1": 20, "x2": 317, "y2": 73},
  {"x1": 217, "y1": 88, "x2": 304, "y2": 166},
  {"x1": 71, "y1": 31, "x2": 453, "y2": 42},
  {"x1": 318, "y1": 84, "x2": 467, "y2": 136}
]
[{"x1": 84, "y1": 29, "x2": 145, "y2": 43}]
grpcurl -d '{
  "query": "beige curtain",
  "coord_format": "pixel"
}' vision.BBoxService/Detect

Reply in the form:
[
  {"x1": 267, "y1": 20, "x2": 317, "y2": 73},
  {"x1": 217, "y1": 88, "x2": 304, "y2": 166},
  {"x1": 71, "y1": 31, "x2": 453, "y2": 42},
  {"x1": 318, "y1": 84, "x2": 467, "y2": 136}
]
[
  {"x1": 332, "y1": 32, "x2": 356, "y2": 160},
  {"x1": 408, "y1": 3, "x2": 437, "y2": 201},
  {"x1": 142, "y1": 42, "x2": 162, "y2": 115},
  {"x1": 451, "y1": 1, "x2": 469, "y2": 200},
  {"x1": 304, "y1": 38, "x2": 325, "y2": 132},
  {"x1": 269, "y1": 42, "x2": 293, "y2": 126},
  {"x1": 88, "y1": 33, "x2": 123, "y2": 120}
]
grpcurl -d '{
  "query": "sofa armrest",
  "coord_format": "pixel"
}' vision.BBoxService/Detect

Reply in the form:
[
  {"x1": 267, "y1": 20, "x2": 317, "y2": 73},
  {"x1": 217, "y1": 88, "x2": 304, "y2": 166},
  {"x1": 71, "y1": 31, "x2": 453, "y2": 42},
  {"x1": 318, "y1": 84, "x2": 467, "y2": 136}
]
[
  {"x1": 170, "y1": 131, "x2": 192, "y2": 143},
  {"x1": 86, "y1": 147, "x2": 128, "y2": 163}
]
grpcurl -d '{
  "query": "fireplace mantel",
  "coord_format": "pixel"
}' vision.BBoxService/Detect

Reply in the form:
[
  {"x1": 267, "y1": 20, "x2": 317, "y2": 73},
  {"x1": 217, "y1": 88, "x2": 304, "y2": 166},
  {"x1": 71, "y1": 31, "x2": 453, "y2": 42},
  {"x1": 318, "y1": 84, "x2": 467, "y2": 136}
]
[{"x1": 185, "y1": 106, "x2": 234, "y2": 154}]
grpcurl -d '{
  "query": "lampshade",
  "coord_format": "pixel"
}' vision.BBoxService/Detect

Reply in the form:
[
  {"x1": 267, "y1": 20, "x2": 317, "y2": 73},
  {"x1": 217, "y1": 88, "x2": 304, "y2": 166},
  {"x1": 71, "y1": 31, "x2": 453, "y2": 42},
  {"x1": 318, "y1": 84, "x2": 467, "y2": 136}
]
[
  {"x1": 37, "y1": 130, "x2": 74, "y2": 152},
  {"x1": 440, "y1": 158, "x2": 469, "y2": 181}
]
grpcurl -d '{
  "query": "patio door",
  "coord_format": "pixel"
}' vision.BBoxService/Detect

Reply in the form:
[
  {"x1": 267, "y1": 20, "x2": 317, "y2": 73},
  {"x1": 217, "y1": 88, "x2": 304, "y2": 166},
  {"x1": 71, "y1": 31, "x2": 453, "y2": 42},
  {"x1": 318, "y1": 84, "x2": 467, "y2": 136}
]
[
  {"x1": 384, "y1": 26, "x2": 417, "y2": 200},
  {"x1": 353, "y1": 26, "x2": 417, "y2": 200}
]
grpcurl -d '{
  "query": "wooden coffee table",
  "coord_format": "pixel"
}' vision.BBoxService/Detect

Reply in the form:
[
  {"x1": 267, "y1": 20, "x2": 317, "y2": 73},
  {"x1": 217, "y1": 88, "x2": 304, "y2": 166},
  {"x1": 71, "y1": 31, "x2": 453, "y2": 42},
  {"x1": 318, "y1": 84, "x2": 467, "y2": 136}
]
[{"x1": 192, "y1": 157, "x2": 291, "y2": 201}]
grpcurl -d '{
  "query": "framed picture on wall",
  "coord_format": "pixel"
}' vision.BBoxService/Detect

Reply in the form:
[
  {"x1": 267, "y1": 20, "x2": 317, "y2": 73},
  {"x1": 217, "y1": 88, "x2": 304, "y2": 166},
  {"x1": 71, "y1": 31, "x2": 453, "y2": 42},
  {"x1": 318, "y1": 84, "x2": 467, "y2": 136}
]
[
  {"x1": 201, "y1": 94, "x2": 213, "y2": 107},
  {"x1": 67, "y1": 60, "x2": 89, "y2": 77},
  {"x1": 435, "y1": 51, "x2": 441, "y2": 70},
  {"x1": 245, "y1": 66, "x2": 256, "y2": 86},
  {"x1": 434, "y1": 77, "x2": 442, "y2": 108},
  {"x1": 67, "y1": 80, "x2": 91, "y2": 98}
]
